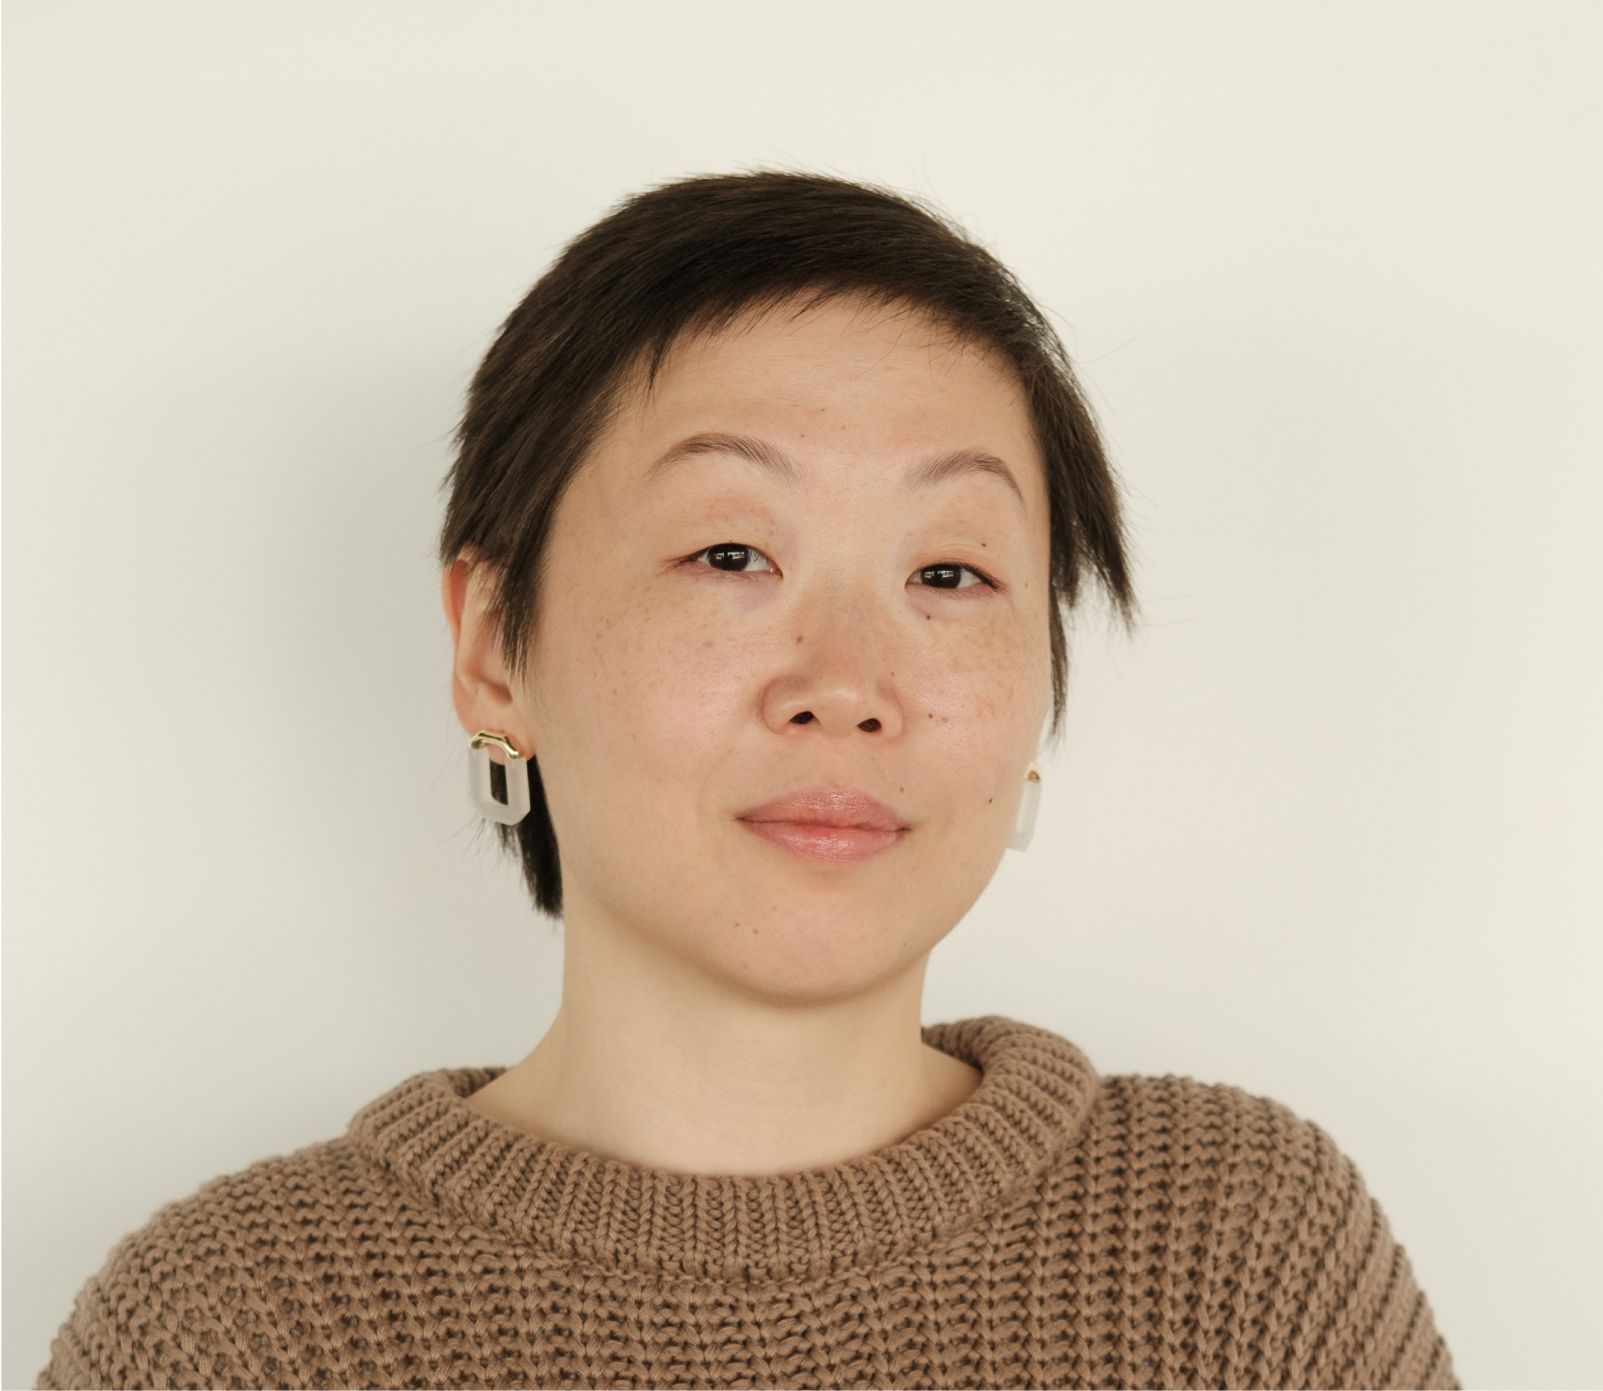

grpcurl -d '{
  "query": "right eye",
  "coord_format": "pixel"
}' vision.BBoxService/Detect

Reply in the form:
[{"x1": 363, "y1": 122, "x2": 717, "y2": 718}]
[{"x1": 682, "y1": 543, "x2": 777, "y2": 576}]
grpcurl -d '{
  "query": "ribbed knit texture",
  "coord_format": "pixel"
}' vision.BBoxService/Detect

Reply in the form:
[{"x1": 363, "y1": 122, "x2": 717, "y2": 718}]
[{"x1": 35, "y1": 1015, "x2": 1458, "y2": 1390}]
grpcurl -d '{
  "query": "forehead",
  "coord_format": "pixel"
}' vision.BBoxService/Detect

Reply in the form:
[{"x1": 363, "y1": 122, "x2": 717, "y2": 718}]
[
  {"x1": 603, "y1": 295, "x2": 1040, "y2": 486},
  {"x1": 652, "y1": 295, "x2": 1014, "y2": 408}
]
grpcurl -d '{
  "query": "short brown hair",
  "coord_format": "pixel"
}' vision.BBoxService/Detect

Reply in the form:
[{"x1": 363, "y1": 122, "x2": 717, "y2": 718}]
[{"x1": 436, "y1": 167, "x2": 1142, "y2": 920}]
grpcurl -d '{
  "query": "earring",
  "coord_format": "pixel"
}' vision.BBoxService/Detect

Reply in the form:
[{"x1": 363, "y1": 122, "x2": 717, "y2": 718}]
[
  {"x1": 1009, "y1": 762, "x2": 1042, "y2": 851},
  {"x1": 468, "y1": 730, "x2": 531, "y2": 825}
]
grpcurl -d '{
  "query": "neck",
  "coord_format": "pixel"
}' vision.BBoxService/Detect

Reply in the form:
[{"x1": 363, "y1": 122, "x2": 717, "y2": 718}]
[{"x1": 464, "y1": 911, "x2": 981, "y2": 1177}]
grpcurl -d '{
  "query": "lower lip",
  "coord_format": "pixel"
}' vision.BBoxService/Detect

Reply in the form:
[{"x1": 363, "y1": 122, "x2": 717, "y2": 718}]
[{"x1": 738, "y1": 819, "x2": 905, "y2": 863}]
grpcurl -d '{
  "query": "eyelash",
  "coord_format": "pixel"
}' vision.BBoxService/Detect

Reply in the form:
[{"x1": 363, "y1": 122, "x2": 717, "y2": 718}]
[{"x1": 680, "y1": 543, "x2": 1001, "y2": 594}]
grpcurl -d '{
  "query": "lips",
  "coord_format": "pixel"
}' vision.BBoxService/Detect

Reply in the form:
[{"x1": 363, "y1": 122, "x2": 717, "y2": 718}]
[
  {"x1": 739, "y1": 819, "x2": 903, "y2": 864},
  {"x1": 736, "y1": 786, "x2": 907, "y2": 833}
]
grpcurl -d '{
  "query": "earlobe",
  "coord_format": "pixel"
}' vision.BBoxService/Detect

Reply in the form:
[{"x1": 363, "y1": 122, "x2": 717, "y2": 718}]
[{"x1": 449, "y1": 646, "x2": 527, "y2": 752}]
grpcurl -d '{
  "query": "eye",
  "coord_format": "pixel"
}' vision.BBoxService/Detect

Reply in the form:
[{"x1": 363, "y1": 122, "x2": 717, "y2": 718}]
[
  {"x1": 681, "y1": 544, "x2": 999, "y2": 593},
  {"x1": 912, "y1": 561, "x2": 998, "y2": 594},
  {"x1": 685, "y1": 543, "x2": 778, "y2": 576}
]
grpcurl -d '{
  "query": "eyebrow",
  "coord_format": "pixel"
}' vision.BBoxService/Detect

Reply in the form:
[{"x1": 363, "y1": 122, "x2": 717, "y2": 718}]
[{"x1": 640, "y1": 431, "x2": 1027, "y2": 514}]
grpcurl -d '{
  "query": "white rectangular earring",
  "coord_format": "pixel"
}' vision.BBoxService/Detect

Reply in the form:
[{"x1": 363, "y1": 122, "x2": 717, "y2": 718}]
[
  {"x1": 1008, "y1": 763, "x2": 1042, "y2": 851},
  {"x1": 469, "y1": 731, "x2": 532, "y2": 824}
]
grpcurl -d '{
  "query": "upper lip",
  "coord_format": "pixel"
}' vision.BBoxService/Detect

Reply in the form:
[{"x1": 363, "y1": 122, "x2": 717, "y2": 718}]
[{"x1": 737, "y1": 787, "x2": 908, "y2": 832}]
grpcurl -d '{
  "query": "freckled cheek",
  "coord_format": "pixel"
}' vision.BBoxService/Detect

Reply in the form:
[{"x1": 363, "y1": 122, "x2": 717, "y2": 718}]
[
  {"x1": 912, "y1": 658, "x2": 1044, "y2": 791},
  {"x1": 582, "y1": 603, "x2": 748, "y2": 745},
  {"x1": 931, "y1": 668, "x2": 1033, "y2": 748},
  {"x1": 932, "y1": 622, "x2": 1043, "y2": 713}
]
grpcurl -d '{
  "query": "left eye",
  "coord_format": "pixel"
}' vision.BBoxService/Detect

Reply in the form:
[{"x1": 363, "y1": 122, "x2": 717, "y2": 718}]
[
  {"x1": 684, "y1": 544, "x2": 997, "y2": 593},
  {"x1": 912, "y1": 561, "x2": 997, "y2": 592}
]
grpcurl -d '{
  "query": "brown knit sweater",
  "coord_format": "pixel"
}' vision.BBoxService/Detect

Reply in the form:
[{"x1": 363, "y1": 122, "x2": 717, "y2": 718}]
[{"x1": 35, "y1": 1015, "x2": 1459, "y2": 1390}]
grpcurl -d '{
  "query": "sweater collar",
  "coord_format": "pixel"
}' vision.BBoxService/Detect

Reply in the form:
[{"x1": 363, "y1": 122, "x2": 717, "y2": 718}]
[{"x1": 345, "y1": 1013, "x2": 1100, "y2": 1283}]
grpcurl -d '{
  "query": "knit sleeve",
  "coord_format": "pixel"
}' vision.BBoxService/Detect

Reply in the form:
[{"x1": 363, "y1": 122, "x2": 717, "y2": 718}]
[
  {"x1": 34, "y1": 1264, "x2": 152, "y2": 1391},
  {"x1": 1276, "y1": 1121, "x2": 1461, "y2": 1390},
  {"x1": 33, "y1": 1217, "x2": 258, "y2": 1391}
]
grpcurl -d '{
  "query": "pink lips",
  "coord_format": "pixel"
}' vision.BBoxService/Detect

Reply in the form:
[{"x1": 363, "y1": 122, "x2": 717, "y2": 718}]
[{"x1": 736, "y1": 787, "x2": 909, "y2": 864}]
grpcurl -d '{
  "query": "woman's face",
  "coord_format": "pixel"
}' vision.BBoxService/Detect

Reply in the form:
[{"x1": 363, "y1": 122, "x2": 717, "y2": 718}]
[{"x1": 510, "y1": 294, "x2": 1052, "y2": 1004}]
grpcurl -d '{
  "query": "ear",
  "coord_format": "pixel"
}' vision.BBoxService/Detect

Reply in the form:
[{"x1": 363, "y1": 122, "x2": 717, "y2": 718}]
[{"x1": 441, "y1": 550, "x2": 533, "y2": 763}]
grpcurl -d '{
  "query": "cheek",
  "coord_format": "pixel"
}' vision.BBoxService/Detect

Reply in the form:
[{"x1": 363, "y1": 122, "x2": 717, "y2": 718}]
[
  {"x1": 912, "y1": 615, "x2": 1048, "y2": 747},
  {"x1": 563, "y1": 585, "x2": 750, "y2": 771}
]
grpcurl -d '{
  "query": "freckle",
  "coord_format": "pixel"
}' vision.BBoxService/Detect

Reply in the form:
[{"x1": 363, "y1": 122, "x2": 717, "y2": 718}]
[{"x1": 987, "y1": 797, "x2": 994, "y2": 804}]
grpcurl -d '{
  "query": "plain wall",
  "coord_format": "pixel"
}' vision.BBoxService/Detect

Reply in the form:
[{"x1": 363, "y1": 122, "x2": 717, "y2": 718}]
[{"x1": 5, "y1": 2, "x2": 1601, "y2": 1386}]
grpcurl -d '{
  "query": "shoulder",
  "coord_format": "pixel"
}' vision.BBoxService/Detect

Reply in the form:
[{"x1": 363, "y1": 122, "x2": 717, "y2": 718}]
[
  {"x1": 1089, "y1": 1067, "x2": 1361, "y2": 1204},
  {"x1": 1080, "y1": 1069, "x2": 1368, "y2": 1283},
  {"x1": 1075, "y1": 1070, "x2": 1460, "y2": 1388},
  {"x1": 36, "y1": 1134, "x2": 359, "y2": 1391}
]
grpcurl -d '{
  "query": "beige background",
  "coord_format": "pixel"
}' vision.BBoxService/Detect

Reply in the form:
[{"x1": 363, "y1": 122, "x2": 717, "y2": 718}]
[{"x1": 6, "y1": 2, "x2": 1601, "y2": 1386}]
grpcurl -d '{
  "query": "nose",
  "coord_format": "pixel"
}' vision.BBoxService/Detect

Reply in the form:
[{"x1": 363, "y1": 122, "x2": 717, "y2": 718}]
[{"x1": 762, "y1": 587, "x2": 905, "y2": 740}]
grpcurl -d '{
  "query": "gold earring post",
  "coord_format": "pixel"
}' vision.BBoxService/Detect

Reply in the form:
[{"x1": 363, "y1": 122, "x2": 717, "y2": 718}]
[{"x1": 470, "y1": 731, "x2": 523, "y2": 760}]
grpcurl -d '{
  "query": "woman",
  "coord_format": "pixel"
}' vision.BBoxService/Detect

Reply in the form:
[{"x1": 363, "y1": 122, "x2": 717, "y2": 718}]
[{"x1": 37, "y1": 169, "x2": 1459, "y2": 1390}]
